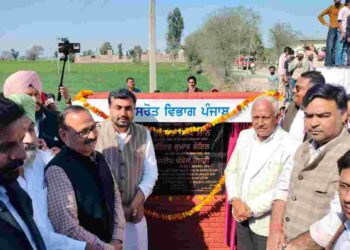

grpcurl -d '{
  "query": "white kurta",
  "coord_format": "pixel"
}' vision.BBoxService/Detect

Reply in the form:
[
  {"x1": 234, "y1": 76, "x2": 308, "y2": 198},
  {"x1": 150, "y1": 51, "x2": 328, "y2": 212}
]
[
  {"x1": 116, "y1": 129, "x2": 158, "y2": 250},
  {"x1": 17, "y1": 149, "x2": 86, "y2": 250},
  {"x1": 288, "y1": 109, "x2": 305, "y2": 144}
]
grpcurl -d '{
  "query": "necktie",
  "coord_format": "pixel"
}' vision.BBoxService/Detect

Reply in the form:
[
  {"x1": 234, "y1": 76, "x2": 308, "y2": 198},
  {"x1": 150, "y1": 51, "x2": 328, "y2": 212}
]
[{"x1": 6, "y1": 182, "x2": 47, "y2": 250}]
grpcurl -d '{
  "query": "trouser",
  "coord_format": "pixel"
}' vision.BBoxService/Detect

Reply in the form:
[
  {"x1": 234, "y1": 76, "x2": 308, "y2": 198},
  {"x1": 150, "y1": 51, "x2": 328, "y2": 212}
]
[
  {"x1": 325, "y1": 28, "x2": 338, "y2": 66},
  {"x1": 124, "y1": 216, "x2": 148, "y2": 250},
  {"x1": 236, "y1": 221, "x2": 267, "y2": 250},
  {"x1": 278, "y1": 78, "x2": 285, "y2": 97},
  {"x1": 284, "y1": 81, "x2": 290, "y2": 103},
  {"x1": 335, "y1": 31, "x2": 345, "y2": 66},
  {"x1": 347, "y1": 41, "x2": 350, "y2": 66},
  {"x1": 289, "y1": 78, "x2": 296, "y2": 102}
]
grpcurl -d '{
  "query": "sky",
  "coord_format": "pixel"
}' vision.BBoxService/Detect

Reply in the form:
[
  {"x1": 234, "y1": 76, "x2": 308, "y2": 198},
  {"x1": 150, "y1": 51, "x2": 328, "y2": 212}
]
[{"x1": 0, "y1": 0, "x2": 333, "y2": 57}]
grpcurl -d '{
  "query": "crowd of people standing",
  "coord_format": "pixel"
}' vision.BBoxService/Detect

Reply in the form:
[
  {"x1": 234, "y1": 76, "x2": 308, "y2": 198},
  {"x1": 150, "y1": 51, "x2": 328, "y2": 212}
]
[
  {"x1": 0, "y1": 70, "x2": 158, "y2": 250},
  {"x1": 319, "y1": 0, "x2": 350, "y2": 66},
  {"x1": 2, "y1": 2, "x2": 350, "y2": 247}
]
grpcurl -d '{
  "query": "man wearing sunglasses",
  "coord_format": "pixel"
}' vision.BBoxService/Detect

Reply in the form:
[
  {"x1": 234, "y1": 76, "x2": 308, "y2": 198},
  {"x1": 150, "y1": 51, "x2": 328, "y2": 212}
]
[{"x1": 45, "y1": 105, "x2": 125, "y2": 250}]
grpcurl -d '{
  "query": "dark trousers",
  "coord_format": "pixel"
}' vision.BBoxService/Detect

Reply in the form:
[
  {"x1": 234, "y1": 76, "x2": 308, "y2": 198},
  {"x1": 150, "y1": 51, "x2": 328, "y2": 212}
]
[
  {"x1": 325, "y1": 28, "x2": 338, "y2": 66},
  {"x1": 236, "y1": 221, "x2": 267, "y2": 250}
]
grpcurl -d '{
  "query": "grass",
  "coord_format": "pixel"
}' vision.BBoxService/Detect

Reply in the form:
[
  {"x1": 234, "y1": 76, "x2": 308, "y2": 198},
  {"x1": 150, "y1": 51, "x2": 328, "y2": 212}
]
[{"x1": 0, "y1": 61, "x2": 213, "y2": 98}]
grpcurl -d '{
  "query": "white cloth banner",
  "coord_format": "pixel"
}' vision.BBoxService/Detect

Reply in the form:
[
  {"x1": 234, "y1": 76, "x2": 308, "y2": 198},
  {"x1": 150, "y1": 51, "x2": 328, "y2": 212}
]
[
  {"x1": 317, "y1": 67, "x2": 350, "y2": 92},
  {"x1": 75, "y1": 98, "x2": 253, "y2": 123}
]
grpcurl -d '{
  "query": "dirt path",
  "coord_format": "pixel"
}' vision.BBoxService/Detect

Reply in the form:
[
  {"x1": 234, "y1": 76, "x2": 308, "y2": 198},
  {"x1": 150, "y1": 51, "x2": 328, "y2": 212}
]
[{"x1": 219, "y1": 67, "x2": 271, "y2": 92}]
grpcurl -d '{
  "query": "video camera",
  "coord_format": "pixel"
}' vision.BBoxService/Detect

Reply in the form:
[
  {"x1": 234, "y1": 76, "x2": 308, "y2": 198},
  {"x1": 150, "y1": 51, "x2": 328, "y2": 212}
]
[
  {"x1": 58, "y1": 38, "x2": 80, "y2": 55},
  {"x1": 56, "y1": 38, "x2": 81, "y2": 102}
]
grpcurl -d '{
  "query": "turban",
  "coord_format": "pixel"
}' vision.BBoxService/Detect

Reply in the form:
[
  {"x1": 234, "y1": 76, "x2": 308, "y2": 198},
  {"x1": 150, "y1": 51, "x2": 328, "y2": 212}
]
[
  {"x1": 3, "y1": 71, "x2": 42, "y2": 97},
  {"x1": 7, "y1": 94, "x2": 36, "y2": 123},
  {"x1": 296, "y1": 49, "x2": 304, "y2": 55}
]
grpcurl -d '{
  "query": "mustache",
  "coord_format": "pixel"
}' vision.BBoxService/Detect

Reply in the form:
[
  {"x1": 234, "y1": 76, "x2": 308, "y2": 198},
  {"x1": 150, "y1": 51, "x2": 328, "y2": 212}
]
[
  {"x1": 84, "y1": 138, "x2": 97, "y2": 145},
  {"x1": 309, "y1": 130, "x2": 322, "y2": 132},
  {"x1": 117, "y1": 116, "x2": 130, "y2": 120},
  {"x1": 24, "y1": 143, "x2": 38, "y2": 151}
]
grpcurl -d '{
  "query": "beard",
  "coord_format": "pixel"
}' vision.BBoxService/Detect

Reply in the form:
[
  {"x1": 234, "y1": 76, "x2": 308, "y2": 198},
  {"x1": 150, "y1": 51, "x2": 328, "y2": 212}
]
[
  {"x1": 112, "y1": 116, "x2": 131, "y2": 129},
  {"x1": 24, "y1": 149, "x2": 37, "y2": 166},
  {"x1": 0, "y1": 159, "x2": 24, "y2": 186}
]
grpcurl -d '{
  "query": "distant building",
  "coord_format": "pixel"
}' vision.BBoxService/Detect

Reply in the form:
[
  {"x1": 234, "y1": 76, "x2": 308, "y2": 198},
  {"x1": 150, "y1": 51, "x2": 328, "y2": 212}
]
[{"x1": 75, "y1": 50, "x2": 185, "y2": 64}]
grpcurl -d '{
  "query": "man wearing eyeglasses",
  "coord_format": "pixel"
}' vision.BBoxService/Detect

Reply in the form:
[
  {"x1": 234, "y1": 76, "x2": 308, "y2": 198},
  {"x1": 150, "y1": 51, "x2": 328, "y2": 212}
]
[
  {"x1": 45, "y1": 105, "x2": 125, "y2": 250},
  {"x1": 281, "y1": 71, "x2": 326, "y2": 143}
]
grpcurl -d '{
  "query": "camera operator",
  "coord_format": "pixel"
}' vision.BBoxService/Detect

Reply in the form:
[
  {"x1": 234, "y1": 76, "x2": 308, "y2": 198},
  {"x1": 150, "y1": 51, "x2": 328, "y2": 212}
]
[{"x1": 288, "y1": 49, "x2": 311, "y2": 90}]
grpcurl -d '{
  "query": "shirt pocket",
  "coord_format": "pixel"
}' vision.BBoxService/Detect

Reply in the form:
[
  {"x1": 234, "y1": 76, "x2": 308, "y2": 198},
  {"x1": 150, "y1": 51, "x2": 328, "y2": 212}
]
[{"x1": 312, "y1": 181, "x2": 336, "y2": 211}]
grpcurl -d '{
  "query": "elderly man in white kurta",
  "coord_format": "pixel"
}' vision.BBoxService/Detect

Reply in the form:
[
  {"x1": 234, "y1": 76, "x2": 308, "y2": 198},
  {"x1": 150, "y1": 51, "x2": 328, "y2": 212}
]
[
  {"x1": 96, "y1": 89, "x2": 158, "y2": 250},
  {"x1": 225, "y1": 96, "x2": 298, "y2": 250}
]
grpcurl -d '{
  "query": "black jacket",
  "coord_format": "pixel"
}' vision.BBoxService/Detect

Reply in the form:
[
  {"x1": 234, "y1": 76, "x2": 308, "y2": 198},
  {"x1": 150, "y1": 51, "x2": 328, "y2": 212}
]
[{"x1": 37, "y1": 108, "x2": 64, "y2": 149}]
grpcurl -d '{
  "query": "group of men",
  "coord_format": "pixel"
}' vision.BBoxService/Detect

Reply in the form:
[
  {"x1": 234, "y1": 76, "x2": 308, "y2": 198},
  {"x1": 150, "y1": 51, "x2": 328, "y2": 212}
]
[
  {"x1": 276, "y1": 45, "x2": 321, "y2": 104},
  {"x1": 3, "y1": 64, "x2": 350, "y2": 250},
  {"x1": 128, "y1": 75, "x2": 205, "y2": 93},
  {"x1": 0, "y1": 70, "x2": 158, "y2": 250},
  {"x1": 225, "y1": 68, "x2": 350, "y2": 249},
  {"x1": 319, "y1": 0, "x2": 350, "y2": 66}
]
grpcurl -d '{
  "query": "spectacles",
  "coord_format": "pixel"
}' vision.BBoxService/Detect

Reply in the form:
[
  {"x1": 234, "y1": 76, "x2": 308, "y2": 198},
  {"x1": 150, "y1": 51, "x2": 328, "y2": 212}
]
[
  {"x1": 71, "y1": 124, "x2": 97, "y2": 138},
  {"x1": 338, "y1": 181, "x2": 350, "y2": 195}
]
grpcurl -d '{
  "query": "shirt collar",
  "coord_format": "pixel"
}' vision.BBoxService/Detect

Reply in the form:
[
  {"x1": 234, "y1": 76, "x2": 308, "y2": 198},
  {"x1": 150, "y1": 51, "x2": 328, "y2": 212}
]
[
  {"x1": 0, "y1": 186, "x2": 6, "y2": 195},
  {"x1": 345, "y1": 220, "x2": 350, "y2": 240},
  {"x1": 309, "y1": 128, "x2": 347, "y2": 151},
  {"x1": 253, "y1": 126, "x2": 278, "y2": 144},
  {"x1": 115, "y1": 126, "x2": 130, "y2": 136},
  {"x1": 0, "y1": 186, "x2": 9, "y2": 201}
]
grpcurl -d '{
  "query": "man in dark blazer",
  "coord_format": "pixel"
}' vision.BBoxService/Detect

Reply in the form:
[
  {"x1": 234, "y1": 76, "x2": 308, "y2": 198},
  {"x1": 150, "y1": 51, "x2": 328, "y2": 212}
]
[{"x1": 0, "y1": 95, "x2": 46, "y2": 250}]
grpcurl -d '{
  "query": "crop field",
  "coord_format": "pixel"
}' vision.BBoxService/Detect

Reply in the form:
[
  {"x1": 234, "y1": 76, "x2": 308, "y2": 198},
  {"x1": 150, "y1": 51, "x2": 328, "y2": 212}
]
[{"x1": 0, "y1": 61, "x2": 213, "y2": 98}]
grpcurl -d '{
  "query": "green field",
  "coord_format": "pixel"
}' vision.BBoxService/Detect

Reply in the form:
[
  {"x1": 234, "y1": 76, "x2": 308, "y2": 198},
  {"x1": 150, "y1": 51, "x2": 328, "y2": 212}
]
[{"x1": 0, "y1": 61, "x2": 212, "y2": 98}]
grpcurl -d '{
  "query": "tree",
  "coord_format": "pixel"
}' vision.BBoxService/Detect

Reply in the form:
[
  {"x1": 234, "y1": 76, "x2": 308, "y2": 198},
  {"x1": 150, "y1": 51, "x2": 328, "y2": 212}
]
[
  {"x1": 184, "y1": 31, "x2": 203, "y2": 72},
  {"x1": 118, "y1": 43, "x2": 123, "y2": 59},
  {"x1": 0, "y1": 51, "x2": 12, "y2": 60},
  {"x1": 269, "y1": 22, "x2": 302, "y2": 59},
  {"x1": 126, "y1": 50, "x2": 133, "y2": 59},
  {"x1": 199, "y1": 7, "x2": 262, "y2": 84},
  {"x1": 83, "y1": 50, "x2": 93, "y2": 56},
  {"x1": 132, "y1": 45, "x2": 142, "y2": 63},
  {"x1": 166, "y1": 7, "x2": 184, "y2": 63},
  {"x1": 10, "y1": 49, "x2": 19, "y2": 60},
  {"x1": 26, "y1": 45, "x2": 44, "y2": 60},
  {"x1": 99, "y1": 42, "x2": 113, "y2": 55},
  {"x1": 253, "y1": 34, "x2": 265, "y2": 62}
]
